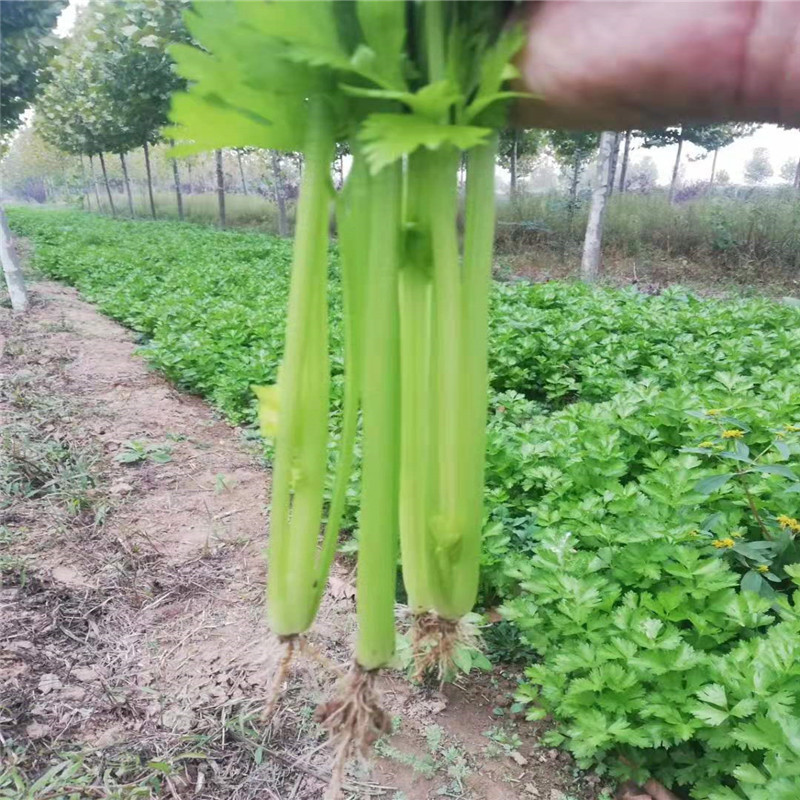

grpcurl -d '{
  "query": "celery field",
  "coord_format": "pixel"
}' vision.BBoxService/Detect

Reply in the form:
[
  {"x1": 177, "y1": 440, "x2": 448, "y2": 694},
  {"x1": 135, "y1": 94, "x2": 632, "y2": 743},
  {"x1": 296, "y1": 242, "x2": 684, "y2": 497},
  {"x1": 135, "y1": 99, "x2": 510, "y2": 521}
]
[{"x1": 9, "y1": 205, "x2": 800, "y2": 799}]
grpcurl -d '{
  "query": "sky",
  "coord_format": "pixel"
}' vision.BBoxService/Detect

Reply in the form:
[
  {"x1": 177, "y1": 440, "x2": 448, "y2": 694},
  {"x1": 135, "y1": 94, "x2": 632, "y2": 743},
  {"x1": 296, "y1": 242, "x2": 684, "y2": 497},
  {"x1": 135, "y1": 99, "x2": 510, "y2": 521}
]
[
  {"x1": 628, "y1": 125, "x2": 800, "y2": 186},
  {"x1": 52, "y1": 0, "x2": 800, "y2": 188}
]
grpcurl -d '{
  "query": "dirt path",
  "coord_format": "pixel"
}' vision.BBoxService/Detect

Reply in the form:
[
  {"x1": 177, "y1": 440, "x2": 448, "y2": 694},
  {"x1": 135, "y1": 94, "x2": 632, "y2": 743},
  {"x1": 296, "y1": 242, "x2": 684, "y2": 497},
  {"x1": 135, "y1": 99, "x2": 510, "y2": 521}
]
[{"x1": 1, "y1": 280, "x2": 603, "y2": 800}]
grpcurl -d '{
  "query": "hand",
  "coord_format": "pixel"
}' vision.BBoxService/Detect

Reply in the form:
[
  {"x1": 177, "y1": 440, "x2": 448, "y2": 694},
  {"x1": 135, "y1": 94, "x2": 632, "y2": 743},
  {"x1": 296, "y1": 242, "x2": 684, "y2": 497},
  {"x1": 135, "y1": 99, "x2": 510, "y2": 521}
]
[{"x1": 516, "y1": 0, "x2": 800, "y2": 130}]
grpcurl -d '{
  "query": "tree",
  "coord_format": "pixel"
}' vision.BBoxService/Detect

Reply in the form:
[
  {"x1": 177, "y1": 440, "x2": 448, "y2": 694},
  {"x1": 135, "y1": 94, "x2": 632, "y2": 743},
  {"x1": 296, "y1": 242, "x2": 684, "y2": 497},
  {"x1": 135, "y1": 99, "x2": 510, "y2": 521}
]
[
  {"x1": 0, "y1": 0, "x2": 66, "y2": 142},
  {"x1": 744, "y1": 147, "x2": 773, "y2": 184},
  {"x1": 617, "y1": 130, "x2": 632, "y2": 193},
  {"x1": 36, "y1": 0, "x2": 190, "y2": 219},
  {"x1": 548, "y1": 130, "x2": 599, "y2": 240},
  {"x1": 715, "y1": 168, "x2": 731, "y2": 186},
  {"x1": 643, "y1": 123, "x2": 755, "y2": 201},
  {"x1": 215, "y1": 149, "x2": 226, "y2": 229},
  {"x1": 625, "y1": 155, "x2": 659, "y2": 193},
  {"x1": 581, "y1": 131, "x2": 616, "y2": 282},
  {"x1": 0, "y1": 0, "x2": 65, "y2": 313},
  {"x1": 497, "y1": 128, "x2": 545, "y2": 198},
  {"x1": 779, "y1": 156, "x2": 800, "y2": 189}
]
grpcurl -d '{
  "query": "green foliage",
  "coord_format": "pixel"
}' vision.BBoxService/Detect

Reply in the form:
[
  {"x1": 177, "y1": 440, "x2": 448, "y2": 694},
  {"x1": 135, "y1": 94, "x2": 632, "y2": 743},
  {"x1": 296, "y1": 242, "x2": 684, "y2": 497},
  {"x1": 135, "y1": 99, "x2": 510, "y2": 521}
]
[
  {"x1": 497, "y1": 191, "x2": 800, "y2": 276},
  {"x1": 0, "y1": 0, "x2": 66, "y2": 140},
  {"x1": 9, "y1": 206, "x2": 800, "y2": 797},
  {"x1": 35, "y1": 0, "x2": 189, "y2": 156},
  {"x1": 744, "y1": 148, "x2": 774, "y2": 185}
]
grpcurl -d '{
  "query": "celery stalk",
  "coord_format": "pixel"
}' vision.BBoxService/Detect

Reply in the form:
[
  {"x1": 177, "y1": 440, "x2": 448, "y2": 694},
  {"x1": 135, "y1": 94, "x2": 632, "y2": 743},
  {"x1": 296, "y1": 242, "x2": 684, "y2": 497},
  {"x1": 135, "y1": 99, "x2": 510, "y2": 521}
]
[
  {"x1": 425, "y1": 146, "x2": 464, "y2": 619},
  {"x1": 398, "y1": 151, "x2": 436, "y2": 614},
  {"x1": 448, "y1": 136, "x2": 498, "y2": 616},
  {"x1": 311, "y1": 153, "x2": 370, "y2": 612},
  {"x1": 267, "y1": 99, "x2": 334, "y2": 637},
  {"x1": 356, "y1": 160, "x2": 402, "y2": 670}
]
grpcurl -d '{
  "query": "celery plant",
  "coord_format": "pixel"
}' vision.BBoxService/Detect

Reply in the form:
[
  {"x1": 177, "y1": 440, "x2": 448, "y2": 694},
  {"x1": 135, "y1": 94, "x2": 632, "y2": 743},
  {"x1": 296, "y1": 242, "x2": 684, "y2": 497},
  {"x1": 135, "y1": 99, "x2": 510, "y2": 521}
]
[{"x1": 167, "y1": 0, "x2": 529, "y2": 721}]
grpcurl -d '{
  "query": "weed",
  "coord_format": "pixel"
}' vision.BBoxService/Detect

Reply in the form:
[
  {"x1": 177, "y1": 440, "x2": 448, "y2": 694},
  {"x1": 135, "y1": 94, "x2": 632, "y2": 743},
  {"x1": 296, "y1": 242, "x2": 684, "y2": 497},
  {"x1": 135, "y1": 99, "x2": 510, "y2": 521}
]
[{"x1": 115, "y1": 439, "x2": 173, "y2": 465}]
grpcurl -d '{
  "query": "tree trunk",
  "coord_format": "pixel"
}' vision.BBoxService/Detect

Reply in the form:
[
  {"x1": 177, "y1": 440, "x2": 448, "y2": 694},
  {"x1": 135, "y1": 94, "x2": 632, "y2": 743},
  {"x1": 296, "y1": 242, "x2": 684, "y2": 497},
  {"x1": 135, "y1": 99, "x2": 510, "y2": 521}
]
[
  {"x1": 618, "y1": 130, "x2": 632, "y2": 193},
  {"x1": 79, "y1": 154, "x2": 91, "y2": 211},
  {"x1": 0, "y1": 205, "x2": 30, "y2": 312},
  {"x1": 143, "y1": 141, "x2": 156, "y2": 219},
  {"x1": 215, "y1": 149, "x2": 226, "y2": 229},
  {"x1": 509, "y1": 129, "x2": 518, "y2": 199},
  {"x1": 668, "y1": 135, "x2": 684, "y2": 204},
  {"x1": 89, "y1": 154, "x2": 102, "y2": 210},
  {"x1": 793, "y1": 155, "x2": 800, "y2": 190},
  {"x1": 170, "y1": 141, "x2": 184, "y2": 221},
  {"x1": 580, "y1": 131, "x2": 616, "y2": 283},
  {"x1": 567, "y1": 156, "x2": 581, "y2": 235},
  {"x1": 119, "y1": 153, "x2": 134, "y2": 216},
  {"x1": 187, "y1": 161, "x2": 193, "y2": 194},
  {"x1": 98, "y1": 152, "x2": 116, "y2": 218},
  {"x1": 271, "y1": 150, "x2": 288, "y2": 236},
  {"x1": 607, "y1": 132, "x2": 621, "y2": 198},
  {"x1": 236, "y1": 149, "x2": 248, "y2": 194},
  {"x1": 709, "y1": 148, "x2": 719, "y2": 186}
]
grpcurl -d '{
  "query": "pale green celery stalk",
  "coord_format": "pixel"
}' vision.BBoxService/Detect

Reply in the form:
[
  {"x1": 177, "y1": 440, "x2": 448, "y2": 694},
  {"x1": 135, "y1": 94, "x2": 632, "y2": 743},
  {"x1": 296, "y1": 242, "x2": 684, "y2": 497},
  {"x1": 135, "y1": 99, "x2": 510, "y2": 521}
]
[
  {"x1": 424, "y1": 145, "x2": 465, "y2": 621},
  {"x1": 447, "y1": 136, "x2": 499, "y2": 617},
  {"x1": 398, "y1": 151, "x2": 436, "y2": 615},
  {"x1": 310, "y1": 151, "x2": 370, "y2": 613},
  {"x1": 356, "y1": 160, "x2": 402, "y2": 670},
  {"x1": 268, "y1": 98, "x2": 334, "y2": 637}
]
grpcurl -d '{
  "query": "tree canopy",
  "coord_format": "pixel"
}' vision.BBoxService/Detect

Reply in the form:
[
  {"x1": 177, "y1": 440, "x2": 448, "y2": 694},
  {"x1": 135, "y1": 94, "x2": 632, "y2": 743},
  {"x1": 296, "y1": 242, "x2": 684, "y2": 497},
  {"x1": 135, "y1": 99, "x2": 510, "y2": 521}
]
[
  {"x1": 35, "y1": 0, "x2": 189, "y2": 157},
  {"x1": 0, "y1": 0, "x2": 66, "y2": 141}
]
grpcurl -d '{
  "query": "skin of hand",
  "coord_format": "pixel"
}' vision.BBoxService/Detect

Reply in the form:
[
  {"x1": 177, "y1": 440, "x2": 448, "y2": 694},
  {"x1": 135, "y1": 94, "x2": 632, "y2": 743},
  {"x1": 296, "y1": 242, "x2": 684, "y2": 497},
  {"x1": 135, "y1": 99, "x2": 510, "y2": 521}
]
[{"x1": 515, "y1": 0, "x2": 800, "y2": 130}]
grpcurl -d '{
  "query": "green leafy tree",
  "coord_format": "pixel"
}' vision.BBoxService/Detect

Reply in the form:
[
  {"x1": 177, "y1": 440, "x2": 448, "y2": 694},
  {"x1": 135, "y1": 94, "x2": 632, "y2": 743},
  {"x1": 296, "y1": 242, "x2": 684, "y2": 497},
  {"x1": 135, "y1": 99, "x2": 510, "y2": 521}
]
[
  {"x1": 0, "y1": 0, "x2": 65, "y2": 314},
  {"x1": 547, "y1": 130, "x2": 598, "y2": 239},
  {"x1": 643, "y1": 124, "x2": 756, "y2": 201},
  {"x1": 36, "y1": 0, "x2": 189, "y2": 218},
  {"x1": 744, "y1": 146, "x2": 774, "y2": 184},
  {"x1": 497, "y1": 128, "x2": 545, "y2": 197},
  {"x1": 0, "y1": 0, "x2": 66, "y2": 143}
]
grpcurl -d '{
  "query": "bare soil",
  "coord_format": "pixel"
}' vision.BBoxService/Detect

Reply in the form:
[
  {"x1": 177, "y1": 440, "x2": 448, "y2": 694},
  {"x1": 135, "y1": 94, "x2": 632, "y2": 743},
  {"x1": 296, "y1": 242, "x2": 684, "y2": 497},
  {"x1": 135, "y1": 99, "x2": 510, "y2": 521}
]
[{"x1": 1, "y1": 279, "x2": 608, "y2": 799}]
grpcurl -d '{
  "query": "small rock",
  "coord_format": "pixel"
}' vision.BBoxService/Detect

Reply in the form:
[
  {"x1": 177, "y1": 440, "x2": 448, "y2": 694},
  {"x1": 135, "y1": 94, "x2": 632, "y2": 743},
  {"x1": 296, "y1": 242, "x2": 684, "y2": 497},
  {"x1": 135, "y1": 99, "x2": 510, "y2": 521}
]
[
  {"x1": 110, "y1": 481, "x2": 134, "y2": 494},
  {"x1": 524, "y1": 785, "x2": 540, "y2": 797},
  {"x1": 38, "y1": 673, "x2": 62, "y2": 694},
  {"x1": 25, "y1": 722, "x2": 51, "y2": 739},
  {"x1": 72, "y1": 666, "x2": 99, "y2": 682},
  {"x1": 510, "y1": 750, "x2": 528, "y2": 766},
  {"x1": 60, "y1": 685, "x2": 86, "y2": 702},
  {"x1": 549, "y1": 791, "x2": 566, "y2": 800}
]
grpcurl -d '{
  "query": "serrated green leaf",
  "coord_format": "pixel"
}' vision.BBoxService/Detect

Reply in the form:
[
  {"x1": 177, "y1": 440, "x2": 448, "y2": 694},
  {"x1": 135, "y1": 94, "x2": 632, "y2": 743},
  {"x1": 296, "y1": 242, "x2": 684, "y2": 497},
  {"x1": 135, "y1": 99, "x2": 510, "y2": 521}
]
[
  {"x1": 729, "y1": 698, "x2": 757, "y2": 719},
  {"x1": 692, "y1": 703, "x2": 729, "y2": 726},
  {"x1": 696, "y1": 684, "x2": 727, "y2": 709},
  {"x1": 732, "y1": 763, "x2": 766, "y2": 784},
  {"x1": 359, "y1": 113, "x2": 490, "y2": 172}
]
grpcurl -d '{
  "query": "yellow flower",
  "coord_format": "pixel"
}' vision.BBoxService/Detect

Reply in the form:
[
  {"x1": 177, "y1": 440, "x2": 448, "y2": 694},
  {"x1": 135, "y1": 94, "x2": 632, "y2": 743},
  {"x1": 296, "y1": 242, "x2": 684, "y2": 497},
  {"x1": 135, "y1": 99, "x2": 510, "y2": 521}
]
[
  {"x1": 757, "y1": 565, "x2": 770, "y2": 574},
  {"x1": 777, "y1": 515, "x2": 800, "y2": 530},
  {"x1": 699, "y1": 441, "x2": 715, "y2": 449},
  {"x1": 712, "y1": 538, "x2": 735, "y2": 549},
  {"x1": 722, "y1": 429, "x2": 744, "y2": 439},
  {"x1": 706, "y1": 409, "x2": 723, "y2": 416}
]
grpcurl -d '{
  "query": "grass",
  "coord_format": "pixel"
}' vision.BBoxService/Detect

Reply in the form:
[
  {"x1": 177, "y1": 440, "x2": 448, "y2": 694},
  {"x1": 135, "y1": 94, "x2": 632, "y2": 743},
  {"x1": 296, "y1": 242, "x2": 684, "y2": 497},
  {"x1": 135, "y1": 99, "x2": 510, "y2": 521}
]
[
  {"x1": 53, "y1": 183, "x2": 800, "y2": 292},
  {"x1": 497, "y1": 189, "x2": 800, "y2": 289},
  {"x1": 84, "y1": 189, "x2": 288, "y2": 233}
]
